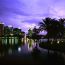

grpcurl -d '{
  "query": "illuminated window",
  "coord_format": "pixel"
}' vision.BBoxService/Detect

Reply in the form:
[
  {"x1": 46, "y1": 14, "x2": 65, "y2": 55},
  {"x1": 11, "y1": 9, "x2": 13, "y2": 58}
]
[
  {"x1": 9, "y1": 37, "x2": 12, "y2": 44},
  {"x1": 15, "y1": 37, "x2": 18, "y2": 44},
  {"x1": 2, "y1": 37, "x2": 7, "y2": 45},
  {"x1": 5, "y1": 37, "x2": 7, "y2": 44},
  {"x1": 11, "y1": 37, "x2": 14, "y2": 45},
  {"x1": 2, "y1": 38, "x2": 4, "y2": 44}
]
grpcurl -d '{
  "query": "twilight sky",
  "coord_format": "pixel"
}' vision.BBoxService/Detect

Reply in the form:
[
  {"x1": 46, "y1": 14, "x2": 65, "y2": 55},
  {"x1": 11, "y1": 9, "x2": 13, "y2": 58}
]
[{"x1": 0, "y1": 0, "x2": 65, "y2": 33}]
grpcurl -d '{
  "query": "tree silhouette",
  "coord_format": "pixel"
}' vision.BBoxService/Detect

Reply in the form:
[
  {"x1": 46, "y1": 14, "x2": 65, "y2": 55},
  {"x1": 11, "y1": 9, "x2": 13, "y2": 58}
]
[
  {"x1": 39, "y1": 17, "x2": 65, "y2": 53},
  {"x1": 32, "y1": 26, "x2": 40, "y2": 42},
  {"x1": 58, "y1": 18, "x2": 65, "y2": 38},
  {"x1": 39, "y1": 17, "x2": 65, "y2": 39}
]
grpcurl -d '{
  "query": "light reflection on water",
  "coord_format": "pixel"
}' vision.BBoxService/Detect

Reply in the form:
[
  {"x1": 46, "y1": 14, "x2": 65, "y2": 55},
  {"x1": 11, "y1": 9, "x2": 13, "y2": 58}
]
[
  {"x1": 0, "y1": 39, "x2": 48, "y2": 57},
  {"x1": 8, "y1": 48, "x2": 13, "y2": 54},
  {"x1": 0, "y1": 42, "x2": 48, "y2": 57},
  {"x1": 0, "y1": 43, "x2": 36, "y2": 56},
  {"x1": 0, "y1": 41, "x2": 56, "y2": 57},
  {"x1": 0, "y1": 42, "x2": 50, "y2": 57},
  {"x1": 0, "y1": 42, "x2": 65, "y2": 63},
  {"x1": 18, "y1": 47, "x2": 21, "y2": 52}
]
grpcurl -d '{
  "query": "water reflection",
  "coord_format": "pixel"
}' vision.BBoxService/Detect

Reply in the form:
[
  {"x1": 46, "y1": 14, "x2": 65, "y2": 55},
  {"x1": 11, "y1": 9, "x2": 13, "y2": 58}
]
[
  {"x1": 0, "y1": 43, "x2": 36, "y2": 56},
  {"x1": 8, "y1": 48, "x2": 12, "y2": 54},
  {"x1": 0, "y1": 42, "x2": 65, "y2": 65},
  {"x1": 18, "y1": 47, "x2": 21, "y2": 52}
]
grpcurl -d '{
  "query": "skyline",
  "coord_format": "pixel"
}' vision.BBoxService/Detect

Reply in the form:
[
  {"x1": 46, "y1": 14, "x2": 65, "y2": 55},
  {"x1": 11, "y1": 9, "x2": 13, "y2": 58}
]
[{"x1": 0, "y1": 0, "x2": 65, "y2": 33}]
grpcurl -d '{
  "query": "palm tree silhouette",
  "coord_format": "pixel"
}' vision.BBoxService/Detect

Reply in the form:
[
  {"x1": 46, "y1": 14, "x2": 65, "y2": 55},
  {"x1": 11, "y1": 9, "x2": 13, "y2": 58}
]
[
  {"x1": 39, "y1": 17, "x2": 65, "y2": 53},
  {"x1": 32, "y1": 26, "x2": 40, "y2": 42}
]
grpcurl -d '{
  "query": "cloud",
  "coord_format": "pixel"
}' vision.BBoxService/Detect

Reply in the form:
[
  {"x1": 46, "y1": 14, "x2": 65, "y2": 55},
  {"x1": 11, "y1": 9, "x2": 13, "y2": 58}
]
[
  {"x1": 0, "y1": 14, "x2": 40, "y2": 33},
  {"x1": 0, "y1": 0, "x2": 65, "y2": 33},
  {"x1": 49, "y1": 0, "x2": 65, "y2": 18}
]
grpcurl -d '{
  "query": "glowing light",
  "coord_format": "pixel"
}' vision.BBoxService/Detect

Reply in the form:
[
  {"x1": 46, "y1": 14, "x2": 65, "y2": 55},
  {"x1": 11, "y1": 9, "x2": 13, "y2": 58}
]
[
  {"x1": 18, "y1": 47, "x2": 21, "y2": 52},
  {"x1": 57, "y1": 41, "x2": 60, "y2": 44},
  {"x1": 10, "y1": 33, "x2": 13, "y2": 36}
]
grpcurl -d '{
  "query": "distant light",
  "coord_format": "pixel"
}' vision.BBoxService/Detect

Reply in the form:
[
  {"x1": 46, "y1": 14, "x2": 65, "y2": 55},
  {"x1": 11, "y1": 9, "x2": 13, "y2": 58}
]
[
  {"x1": 57, "y1": 41, "x2": 60, "y2": 44},
  {"x1": 10, "y1": 33, "x2": 13, "y2": 36},
  {"x1": 18, "y1": 47, "x2": 21, "y2": 52}
]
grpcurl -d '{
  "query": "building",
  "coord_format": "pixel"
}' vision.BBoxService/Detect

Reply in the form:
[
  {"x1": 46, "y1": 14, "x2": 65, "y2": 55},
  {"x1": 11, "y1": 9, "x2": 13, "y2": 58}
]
[
  {"x1": 0, "y1": 23, "x2": 26, "y2": 48},
  {"x1": 0, "y1": 22, "x2": 4, "y2": 36},
  {"x1": 13, "y1": 28, "x2": 21, "y2": 36},
  {"x1": 8, "y1": 25, "x2": 13, "y2": 34},
  {"x1": 0, "y1": 22, "x2": 4, "y2": 45},
  {"x1": 2, "y1": 27, "x2": 21, "y2": 46}
]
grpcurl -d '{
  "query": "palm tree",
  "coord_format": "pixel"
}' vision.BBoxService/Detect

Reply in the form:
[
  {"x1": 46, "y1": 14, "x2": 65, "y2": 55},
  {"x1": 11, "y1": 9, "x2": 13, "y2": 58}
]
[
  {"x1": 27, "y1": 27, "x2": 40, "y2": 41},
  {"x1": 58, "y1": 18, "x2": 65, "y2": 38},
  {"x1": 39, "y1": 17, "x2": 65, "y2": 53},
  {"x1": 39, "y1": 17, "x2": 53, "y2": 53},
  {"x1": 32, "y1": 26, "x2": 40, "y2": 42}
]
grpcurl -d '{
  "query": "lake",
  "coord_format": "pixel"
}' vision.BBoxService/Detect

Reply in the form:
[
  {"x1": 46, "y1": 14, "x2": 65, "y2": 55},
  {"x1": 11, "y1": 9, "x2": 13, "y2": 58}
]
[{"x1": 0, "y1": 42, "x2": 65, "y2": 64}]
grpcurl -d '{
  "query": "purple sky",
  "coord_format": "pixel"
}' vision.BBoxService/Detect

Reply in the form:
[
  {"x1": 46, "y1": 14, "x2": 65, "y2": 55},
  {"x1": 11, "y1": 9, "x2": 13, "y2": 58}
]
[{"x1": 0, "y1": 0, "x2": 65, "y2": 33}]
